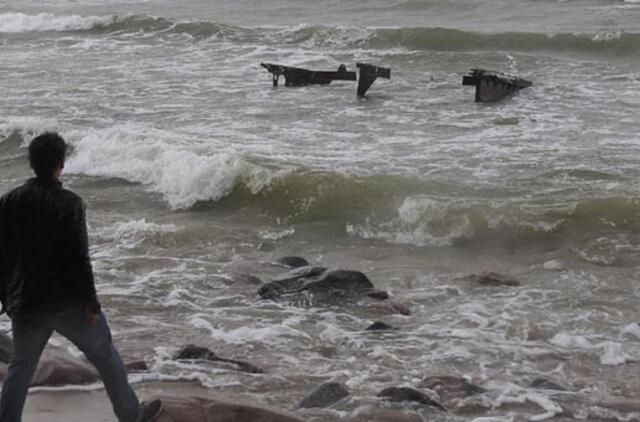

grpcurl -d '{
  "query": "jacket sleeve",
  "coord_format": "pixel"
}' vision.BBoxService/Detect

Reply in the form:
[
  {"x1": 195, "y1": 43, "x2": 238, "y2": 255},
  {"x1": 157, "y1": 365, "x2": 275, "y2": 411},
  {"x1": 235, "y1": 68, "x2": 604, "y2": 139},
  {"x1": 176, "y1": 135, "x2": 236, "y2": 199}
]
[
  {"x1": 63, "y1": 197, "x2": 101, "y2": 314},
  {"x1": 0, "y1": 201, "x2": 6, "y2": 313}
]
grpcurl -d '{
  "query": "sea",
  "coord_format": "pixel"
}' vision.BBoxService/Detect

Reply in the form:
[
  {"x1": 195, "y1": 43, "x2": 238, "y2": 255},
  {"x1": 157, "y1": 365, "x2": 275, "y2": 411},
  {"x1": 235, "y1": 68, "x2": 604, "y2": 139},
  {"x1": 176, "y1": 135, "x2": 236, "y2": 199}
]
[{"x1": 1, "y1": 0, "x2": 640, "y2": 420}]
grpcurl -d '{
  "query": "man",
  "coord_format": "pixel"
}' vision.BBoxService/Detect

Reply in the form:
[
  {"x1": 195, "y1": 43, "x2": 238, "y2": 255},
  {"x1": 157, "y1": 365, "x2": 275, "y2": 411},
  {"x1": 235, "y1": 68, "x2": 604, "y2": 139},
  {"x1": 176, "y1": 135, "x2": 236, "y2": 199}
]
[{"x1": 0, "y1": 132, "x2": 161, "y2": 422}]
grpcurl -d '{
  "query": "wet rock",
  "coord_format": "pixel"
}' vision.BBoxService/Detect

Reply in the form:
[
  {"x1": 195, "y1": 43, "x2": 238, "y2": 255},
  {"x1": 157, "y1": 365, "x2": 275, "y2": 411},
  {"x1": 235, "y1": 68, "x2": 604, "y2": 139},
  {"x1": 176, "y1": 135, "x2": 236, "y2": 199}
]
[
  {"x1": 260, "y1": 268, "x2": 385, "y2": 303},
  {"x1": 420, "y1": 376, "x2": 485, "y2": 407},
  {"x1": 367, "y1": 290, "x2": 390, "y2": 300},
  {"x1": 32, "y1": 356, "x2": 99, "y2": 387},
  {"x1": 258, "y1": 266, "x2": 327, "y2": 300},
  {"x1": 124, "y1": 359, "x2": 149, "y2": 373},
  {"x1": 173, "y1": 344, "x2": 264, "y2": 374},
  {"x1": 529, "y1": 378, "x2": 567, "y2": 391},
  {"x1": 366, "y1": 321, "x2": 396, "y2": 331},
  {"x1": 348, "y1": 409, "x2": 423, "y2": 422},
  {"x1": 377, "y1": 387, "x2": 446, "y2": 411},
  {"x1": 298, "y1": 381, "x2": 350, "y2": 408},
  {"x1": 153, "y1": 395, "x2": 304, "y2": 422},
  {"x1": 0, "y1": 332, "x2": 12, "y2": 363},
  {"x1": 275, "y1": 256, "x2": 310, "y2": 268},
  {"x1": 460, "y1": 271, "x2": 520, "y2": 287}
]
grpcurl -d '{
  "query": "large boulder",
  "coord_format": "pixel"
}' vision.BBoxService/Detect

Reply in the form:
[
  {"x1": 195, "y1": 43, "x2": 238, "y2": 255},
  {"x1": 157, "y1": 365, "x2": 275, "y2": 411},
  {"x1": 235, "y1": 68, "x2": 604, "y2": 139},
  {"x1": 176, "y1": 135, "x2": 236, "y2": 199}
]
[
  {"x1": 32, "y1": 356, "x2": 99, "y2": 387},
  {"x1": 419, "y1": 376, "x2": 485, "y2": 408},
  {"x1": 366, "y1": 321, "x2": 396, "y2": 331},
  {"x1": 258, "y1": 267, "x2": 399, "y2": 311},
  {"x1": 173, "y1": 344, "x2": 264, "y2": 374},
  {"x1": 152, "y1": 396, "x2": 304, "y2": 422},
  {"x1": 298, "y1": 381, "x2": 349, "y2": 408}
]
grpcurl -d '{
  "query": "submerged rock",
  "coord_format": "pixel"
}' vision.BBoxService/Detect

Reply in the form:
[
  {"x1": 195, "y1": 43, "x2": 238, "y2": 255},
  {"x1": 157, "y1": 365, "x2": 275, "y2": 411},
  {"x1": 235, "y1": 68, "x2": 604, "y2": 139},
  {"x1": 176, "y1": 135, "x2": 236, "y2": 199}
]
[
  {"x1": 460, "y1": 271, "x2": 520, "y2": 287},
  {"x1": 298, "y1": 381, "x2": 350, "y2": 408},
  {"x1": 366, "y1": 321, "x2": 396, "y2": 331},
  {"x1": 275, "y1": 256, "x2": 310, "y2": 268},
  {"x1": 152, "y1": 396, "x2": 304, "y2": 422},
  {"x1": 529, "y1": 378, "x2": 567, "y2": 391},
  {"x1": 173, "y1": 344, "x2": 264, "y2": 374},
  {"x1": 377, "y1": 387, "x2": 446, "y2": 411},
  {"x1": 124, "y1": 359, "x2": 149, "y2": 373},
  {"x1": 420, "y1": 376, "x2": 485, "y2": 406}
]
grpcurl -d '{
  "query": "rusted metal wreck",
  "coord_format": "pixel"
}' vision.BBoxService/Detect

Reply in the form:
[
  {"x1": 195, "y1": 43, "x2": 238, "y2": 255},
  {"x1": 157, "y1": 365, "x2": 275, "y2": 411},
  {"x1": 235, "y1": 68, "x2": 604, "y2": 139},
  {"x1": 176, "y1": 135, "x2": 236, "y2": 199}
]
[
  {"x1": 462, "y1": 68, "x2": 532, "y2": 102},
  {"x1": 260, "y1": 62, "x2": 390, "y2": 97}
]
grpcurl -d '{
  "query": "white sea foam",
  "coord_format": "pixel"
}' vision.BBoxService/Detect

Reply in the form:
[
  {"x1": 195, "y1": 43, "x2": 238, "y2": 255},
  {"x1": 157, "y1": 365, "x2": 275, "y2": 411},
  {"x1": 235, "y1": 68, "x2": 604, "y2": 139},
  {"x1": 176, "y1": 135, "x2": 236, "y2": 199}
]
[
  {"x1": 258, "y1": 227, "x2": 295, "y2": 240},
  {"x1": 97, "y1": 219, "x2": 177, "y2": 248},
  {"x1": 542, "y1": 259, "x2": 564, "y2": 271},
  {"x1": 0, "y1": 12, "x2": 115, "y2": 33},
  {"x1": 0, "y1": 116, "x2": 58, "y2": 143},
  {"x1": 621, "y1": 323, "x2": 640, "y2": 340},
  {"x1": 187, "y1": 314, "x2": 311, "y2": 346},
  {"x1": 549, "y1": 332, "x2": 593, "y2": 349},
  {"x1": 495, "y1": 392, "x2": 562, "y2": 421},
  {"x1": 598, "y1": 341, "x2": 634, "y2": 365},
  {"x1": 65, "y1": 124, "x2": 282, "y2": 209}
]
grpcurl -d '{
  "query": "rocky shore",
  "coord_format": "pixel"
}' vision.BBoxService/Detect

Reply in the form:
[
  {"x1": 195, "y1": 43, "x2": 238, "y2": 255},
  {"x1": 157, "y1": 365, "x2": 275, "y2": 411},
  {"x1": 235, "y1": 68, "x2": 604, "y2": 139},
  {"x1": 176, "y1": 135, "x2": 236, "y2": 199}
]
[{"x1": 3, "y1": 257, "x2": 640, "y2": 421}]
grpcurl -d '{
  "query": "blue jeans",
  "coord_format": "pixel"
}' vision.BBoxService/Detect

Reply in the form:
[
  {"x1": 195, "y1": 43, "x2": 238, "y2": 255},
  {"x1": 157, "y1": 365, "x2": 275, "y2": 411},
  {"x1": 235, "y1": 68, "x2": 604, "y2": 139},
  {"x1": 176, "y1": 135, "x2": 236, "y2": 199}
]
[{"x1": 0, "y1": 307, "x2": 141, "y2": 422}]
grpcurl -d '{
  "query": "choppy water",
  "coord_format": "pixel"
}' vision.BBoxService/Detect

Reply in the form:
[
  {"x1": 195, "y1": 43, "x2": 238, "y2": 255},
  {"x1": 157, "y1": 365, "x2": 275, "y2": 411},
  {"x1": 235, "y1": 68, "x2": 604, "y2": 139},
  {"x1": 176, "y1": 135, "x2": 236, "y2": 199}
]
[{"x1": 2, "y1": 0, "x2": 640, "y2": 420}]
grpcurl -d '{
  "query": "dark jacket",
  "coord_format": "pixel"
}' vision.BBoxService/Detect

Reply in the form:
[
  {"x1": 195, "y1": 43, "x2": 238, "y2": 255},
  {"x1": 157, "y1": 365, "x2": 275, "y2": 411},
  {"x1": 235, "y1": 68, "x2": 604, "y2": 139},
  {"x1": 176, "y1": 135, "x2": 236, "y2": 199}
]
[{"x1": 0, "y1": 178, "x2": 101, "y2": 316}]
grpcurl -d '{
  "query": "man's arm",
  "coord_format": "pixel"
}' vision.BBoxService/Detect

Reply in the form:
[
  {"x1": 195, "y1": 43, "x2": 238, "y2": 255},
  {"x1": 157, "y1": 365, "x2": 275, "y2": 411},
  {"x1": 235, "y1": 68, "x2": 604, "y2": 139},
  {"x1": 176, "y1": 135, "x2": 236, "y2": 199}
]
[
  {"x1": 0, "y1": 199, "x2": 8, "y2": 313},
  {"x1": 63, "y1": 196, "x2": 101, "y2": 315}
]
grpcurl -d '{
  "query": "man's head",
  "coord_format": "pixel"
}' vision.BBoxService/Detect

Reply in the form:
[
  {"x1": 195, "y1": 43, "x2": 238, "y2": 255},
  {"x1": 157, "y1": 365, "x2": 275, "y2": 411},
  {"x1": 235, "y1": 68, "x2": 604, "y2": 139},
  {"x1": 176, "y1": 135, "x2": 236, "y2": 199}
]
[{"x1": 28, "y1": 132, "x2": 67, "y2": 179}]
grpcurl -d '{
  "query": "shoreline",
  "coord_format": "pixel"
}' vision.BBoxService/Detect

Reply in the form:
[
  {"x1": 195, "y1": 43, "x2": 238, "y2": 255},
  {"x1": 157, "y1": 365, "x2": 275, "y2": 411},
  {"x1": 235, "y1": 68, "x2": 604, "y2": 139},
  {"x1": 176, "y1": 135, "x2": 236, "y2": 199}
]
[{"x1": 23, "y1": 380, "x2": 309, "y2": 422}]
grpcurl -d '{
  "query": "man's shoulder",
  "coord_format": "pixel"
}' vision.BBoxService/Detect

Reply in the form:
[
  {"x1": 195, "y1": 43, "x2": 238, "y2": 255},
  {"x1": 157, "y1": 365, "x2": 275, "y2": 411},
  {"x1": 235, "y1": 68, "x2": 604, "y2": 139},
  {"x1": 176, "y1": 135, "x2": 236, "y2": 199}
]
[
  {"x1": 58, "y1": 187, "x2": 83, "y2": 202},
  {"x1": 0, "y1": 181, "x2": 83, "y2": 210},
  {"x1": 56, "y1": 188, "x2": 85, "y2": 213},
  {"x1": 0, "y1": 183, "x2": 29, "y2": 206}
]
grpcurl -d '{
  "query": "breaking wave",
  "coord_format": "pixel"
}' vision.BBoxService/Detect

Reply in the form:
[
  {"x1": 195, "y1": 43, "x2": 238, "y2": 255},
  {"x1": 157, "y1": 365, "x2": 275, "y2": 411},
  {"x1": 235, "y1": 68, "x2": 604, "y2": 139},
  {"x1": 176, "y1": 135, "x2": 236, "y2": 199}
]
[
  {"x1": 62, "y1": 125, "x2": 286, "y2": 210},
  {"x1": 3, "y1": 12, "x2": 639, "y2": 56},
  {"x1": 0, "y1": 12, "x2": 249, "y2": 40},
  {"x1": 4, "y1": 127, "x2": 640, "y2": 256},
  {"x1": 368, "y1": 27, "x2": 640, "y2": 55},
  {"x1": 0, "y1": 12, "x2": 116, "y2": 33}
]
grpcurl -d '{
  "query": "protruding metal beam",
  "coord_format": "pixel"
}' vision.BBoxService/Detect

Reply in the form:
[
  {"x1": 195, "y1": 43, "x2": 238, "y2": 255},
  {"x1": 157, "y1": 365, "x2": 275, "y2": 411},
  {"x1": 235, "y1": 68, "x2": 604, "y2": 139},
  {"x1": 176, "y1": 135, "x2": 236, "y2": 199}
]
[
  {"x1": 261, "y1": 63, "x2": 356, "y2": 87},
  {"x1": 356, "y1": 63, "x2": 391, "y2": 97}
]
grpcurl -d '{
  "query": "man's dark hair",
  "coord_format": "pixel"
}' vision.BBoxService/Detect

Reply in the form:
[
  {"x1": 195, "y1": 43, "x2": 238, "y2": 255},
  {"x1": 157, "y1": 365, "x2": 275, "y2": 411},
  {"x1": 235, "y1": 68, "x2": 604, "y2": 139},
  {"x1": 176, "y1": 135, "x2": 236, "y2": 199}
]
[{"x1": 28, "y1": 132, "x2": 67, "y2": 179}]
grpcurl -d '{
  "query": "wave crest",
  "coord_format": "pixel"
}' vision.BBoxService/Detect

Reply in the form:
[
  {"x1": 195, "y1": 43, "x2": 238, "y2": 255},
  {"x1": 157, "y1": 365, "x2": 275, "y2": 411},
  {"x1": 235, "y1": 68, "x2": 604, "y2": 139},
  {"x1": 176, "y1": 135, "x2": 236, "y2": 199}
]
[
  {"x1": 64, "y1": 124, "x2": 285, "y2": 210},
  {"x1": 369, "y1": 27, "x2": 640, "y2": 55},
  {"x1": 0, "y1": 12, "x2": 116, "y2": 33}
]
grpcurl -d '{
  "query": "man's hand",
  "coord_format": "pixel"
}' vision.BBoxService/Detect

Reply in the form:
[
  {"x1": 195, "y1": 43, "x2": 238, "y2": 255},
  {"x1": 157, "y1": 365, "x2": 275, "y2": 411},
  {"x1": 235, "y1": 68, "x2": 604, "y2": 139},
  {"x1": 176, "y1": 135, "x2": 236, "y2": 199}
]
[{"x1": 87, "y1": 312, "x2": 101, "y2": 326}]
